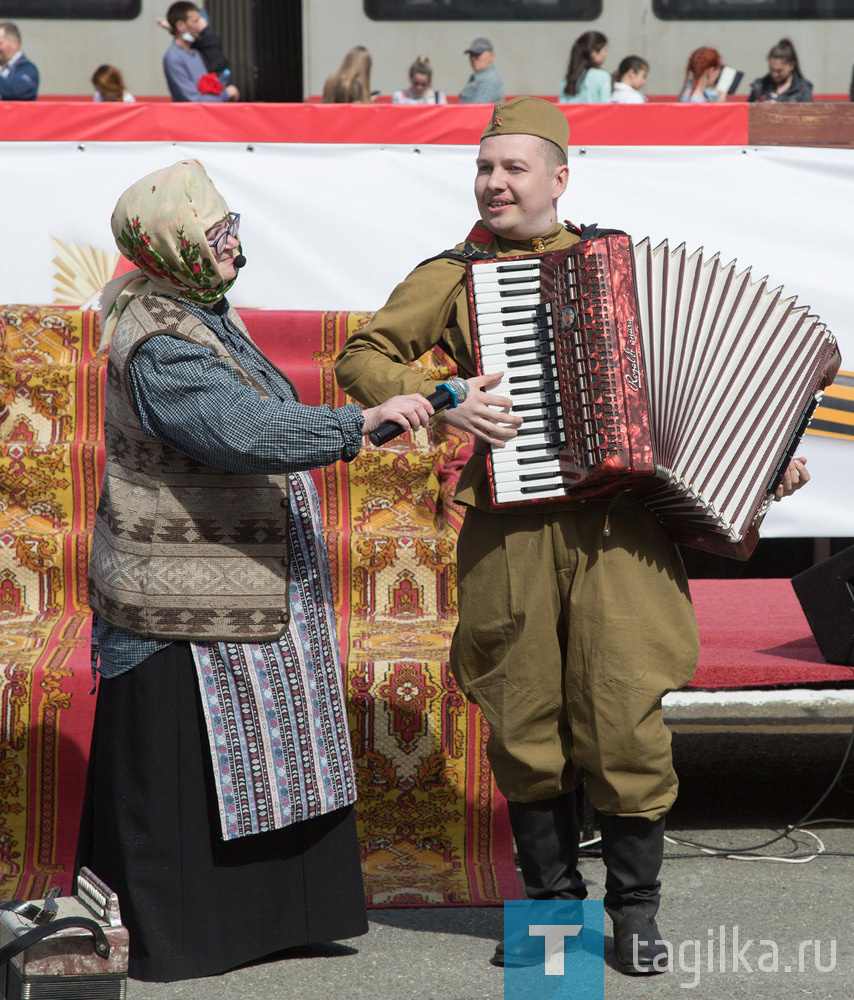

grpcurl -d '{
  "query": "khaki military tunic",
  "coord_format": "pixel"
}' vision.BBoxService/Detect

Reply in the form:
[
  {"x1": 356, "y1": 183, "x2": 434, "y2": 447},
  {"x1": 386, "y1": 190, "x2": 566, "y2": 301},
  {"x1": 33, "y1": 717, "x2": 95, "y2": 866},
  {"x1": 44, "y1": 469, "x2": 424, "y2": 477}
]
[{"x1": 334, "y1": 222, "x2": 699, "y2": 820}]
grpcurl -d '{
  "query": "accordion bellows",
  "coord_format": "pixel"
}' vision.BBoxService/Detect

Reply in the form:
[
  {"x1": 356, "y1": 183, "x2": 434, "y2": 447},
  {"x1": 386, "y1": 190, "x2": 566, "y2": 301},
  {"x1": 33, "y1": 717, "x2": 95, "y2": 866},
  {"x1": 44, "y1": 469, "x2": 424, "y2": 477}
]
[{"x1": 467, "y1": 235, "x2": 841, "y2": 558}]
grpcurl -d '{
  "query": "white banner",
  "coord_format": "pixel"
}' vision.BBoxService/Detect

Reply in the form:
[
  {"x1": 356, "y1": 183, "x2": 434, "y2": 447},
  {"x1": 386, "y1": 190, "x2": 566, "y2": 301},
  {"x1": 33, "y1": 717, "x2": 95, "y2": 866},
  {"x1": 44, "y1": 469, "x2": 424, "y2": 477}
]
[{"x1": 1, "y1": 140, "x2": 851, "y2": 536}]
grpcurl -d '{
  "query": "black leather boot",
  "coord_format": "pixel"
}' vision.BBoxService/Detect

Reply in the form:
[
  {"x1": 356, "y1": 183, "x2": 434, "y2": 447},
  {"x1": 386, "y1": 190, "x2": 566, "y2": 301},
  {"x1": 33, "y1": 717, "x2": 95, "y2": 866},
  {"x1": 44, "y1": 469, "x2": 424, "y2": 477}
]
[
  {"x1": 492, "y1": 793, "x2": 588, "y2": 968},
  {"x1": 598, "y1": 813, "x2": 669, "y2": 975}
]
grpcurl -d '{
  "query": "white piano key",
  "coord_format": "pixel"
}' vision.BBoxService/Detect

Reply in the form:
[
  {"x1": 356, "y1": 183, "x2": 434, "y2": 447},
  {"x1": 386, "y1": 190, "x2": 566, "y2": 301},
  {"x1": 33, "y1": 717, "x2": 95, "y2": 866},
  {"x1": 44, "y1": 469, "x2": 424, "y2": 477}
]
[
  {"x1": 494, "y1": 483, "x2": 568, "y2": 504},
  {"x1": 477, "y1": 322, "x2": 543, "y2": 338},
  {"x1": 470, "y1": 290, "x2": 542, "y2": 307}
]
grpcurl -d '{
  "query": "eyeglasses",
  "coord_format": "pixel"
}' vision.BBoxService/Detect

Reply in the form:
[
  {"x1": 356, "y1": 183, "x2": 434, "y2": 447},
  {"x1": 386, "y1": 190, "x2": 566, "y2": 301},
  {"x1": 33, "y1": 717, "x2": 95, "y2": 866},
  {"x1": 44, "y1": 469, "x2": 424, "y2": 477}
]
[{"x1": 208, "y1": 212, "x2": 240, "y2": 254}]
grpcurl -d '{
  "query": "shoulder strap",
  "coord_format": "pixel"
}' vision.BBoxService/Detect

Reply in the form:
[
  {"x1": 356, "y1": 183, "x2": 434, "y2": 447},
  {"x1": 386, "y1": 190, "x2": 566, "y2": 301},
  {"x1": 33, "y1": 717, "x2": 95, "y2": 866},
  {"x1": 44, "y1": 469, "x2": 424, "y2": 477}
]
[
  {"x1": 416, "y1": 221, "x2": 497, "y2": 269},
  {"x1": 416, "y1": 245, "x2": 495, "y2": 269},
  {"x1": 571, "y1": 221, "x2": 630, "y2": 240}
]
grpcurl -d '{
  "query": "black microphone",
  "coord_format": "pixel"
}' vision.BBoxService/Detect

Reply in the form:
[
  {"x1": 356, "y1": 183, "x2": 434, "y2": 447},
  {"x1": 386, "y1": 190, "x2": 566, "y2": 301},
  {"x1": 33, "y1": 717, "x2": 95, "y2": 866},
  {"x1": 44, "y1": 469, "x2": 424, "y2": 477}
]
[
  {"x1": 233, "y1": 254, "x2": 247, "y2": 269},
  {"x1": 368, "y1": 377, "x2": 470, "y2": 446}
]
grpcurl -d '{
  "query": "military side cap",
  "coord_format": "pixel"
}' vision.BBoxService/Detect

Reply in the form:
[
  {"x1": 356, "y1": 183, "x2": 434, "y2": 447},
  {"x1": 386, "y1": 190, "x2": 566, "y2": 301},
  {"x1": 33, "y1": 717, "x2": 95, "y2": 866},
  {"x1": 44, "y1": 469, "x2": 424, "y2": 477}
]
[{"x1": 480, "y1": 96, "x2": 570, "y2": 153}]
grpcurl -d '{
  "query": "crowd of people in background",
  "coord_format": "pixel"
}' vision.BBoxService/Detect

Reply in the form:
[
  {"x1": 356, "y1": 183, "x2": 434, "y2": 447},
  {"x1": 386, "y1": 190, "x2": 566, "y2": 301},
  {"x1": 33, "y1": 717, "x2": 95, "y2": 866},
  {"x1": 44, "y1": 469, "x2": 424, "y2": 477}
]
[
  {"x1": 322, "y1": 31, "x2": 818, "y2": 108},
  {"x1": 0, "y1": 12, "x2": 830, "y2": 107}
]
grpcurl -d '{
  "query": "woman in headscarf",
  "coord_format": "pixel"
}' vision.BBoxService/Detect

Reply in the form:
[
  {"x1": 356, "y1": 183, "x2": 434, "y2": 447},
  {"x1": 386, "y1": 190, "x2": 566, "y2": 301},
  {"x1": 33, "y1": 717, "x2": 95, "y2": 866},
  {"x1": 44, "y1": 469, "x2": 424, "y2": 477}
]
[{"x1": 77, "y1": 160, "x2": 434, "y2": 982}]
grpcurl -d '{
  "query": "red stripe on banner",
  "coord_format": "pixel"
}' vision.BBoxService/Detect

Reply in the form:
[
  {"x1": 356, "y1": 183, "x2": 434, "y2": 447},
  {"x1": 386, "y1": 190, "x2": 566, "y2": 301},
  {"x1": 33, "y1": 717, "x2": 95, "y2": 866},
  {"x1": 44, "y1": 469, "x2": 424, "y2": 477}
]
[{"x1": 0, "y1": 101, "x2": 750, "y2": 146}]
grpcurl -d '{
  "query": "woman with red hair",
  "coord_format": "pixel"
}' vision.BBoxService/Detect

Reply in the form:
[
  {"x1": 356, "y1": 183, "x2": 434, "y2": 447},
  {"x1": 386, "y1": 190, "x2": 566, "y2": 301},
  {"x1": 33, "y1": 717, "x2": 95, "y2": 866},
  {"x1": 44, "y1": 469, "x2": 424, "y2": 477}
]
[{"x1": 679, "y1": 47, "x2": 724, "y2": 102}]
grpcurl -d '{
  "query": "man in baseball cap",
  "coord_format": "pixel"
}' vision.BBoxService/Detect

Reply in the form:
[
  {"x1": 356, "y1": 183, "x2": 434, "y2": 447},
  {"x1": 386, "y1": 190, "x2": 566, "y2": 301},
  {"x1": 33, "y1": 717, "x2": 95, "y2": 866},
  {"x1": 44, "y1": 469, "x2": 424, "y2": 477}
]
[{"x1": 459, "y1": 35, "x2": 504, "y2": 103}]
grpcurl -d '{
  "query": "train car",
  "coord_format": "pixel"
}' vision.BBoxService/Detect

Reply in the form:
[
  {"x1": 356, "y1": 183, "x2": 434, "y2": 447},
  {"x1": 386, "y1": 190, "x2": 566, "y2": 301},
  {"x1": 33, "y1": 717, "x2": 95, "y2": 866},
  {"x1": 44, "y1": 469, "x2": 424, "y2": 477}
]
[{"x1": 4, "y1": 0, "x2": 853, "y2": 102}]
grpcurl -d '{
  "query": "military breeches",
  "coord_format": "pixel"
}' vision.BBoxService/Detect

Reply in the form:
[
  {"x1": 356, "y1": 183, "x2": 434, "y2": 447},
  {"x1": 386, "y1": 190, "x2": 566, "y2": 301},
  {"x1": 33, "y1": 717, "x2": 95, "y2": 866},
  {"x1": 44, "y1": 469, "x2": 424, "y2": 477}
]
[{"x1": 450, "y1": 498, "x2": 699, "y2": 820}]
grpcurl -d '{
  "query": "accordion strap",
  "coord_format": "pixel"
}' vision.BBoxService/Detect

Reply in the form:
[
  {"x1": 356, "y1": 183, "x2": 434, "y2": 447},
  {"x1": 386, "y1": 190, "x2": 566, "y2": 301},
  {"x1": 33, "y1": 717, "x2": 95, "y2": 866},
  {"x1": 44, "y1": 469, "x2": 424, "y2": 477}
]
[
  {"x1": 416, "y1": 245, "x2": 494, "y2": 269},
  {"x1": 578, "y1": 222, "x2": 629, "y2": 240}
]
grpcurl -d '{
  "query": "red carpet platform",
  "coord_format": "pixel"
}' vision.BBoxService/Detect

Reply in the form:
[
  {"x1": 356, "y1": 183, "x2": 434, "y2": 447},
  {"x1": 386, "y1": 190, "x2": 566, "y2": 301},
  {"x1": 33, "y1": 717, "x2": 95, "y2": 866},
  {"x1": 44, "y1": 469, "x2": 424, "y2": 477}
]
[
  {"x1": 691, "y1": 578, "x2": 854, "y2": 689},
  {"x1": 1, "y1": 306, "x2": 850, "y2": 906}
]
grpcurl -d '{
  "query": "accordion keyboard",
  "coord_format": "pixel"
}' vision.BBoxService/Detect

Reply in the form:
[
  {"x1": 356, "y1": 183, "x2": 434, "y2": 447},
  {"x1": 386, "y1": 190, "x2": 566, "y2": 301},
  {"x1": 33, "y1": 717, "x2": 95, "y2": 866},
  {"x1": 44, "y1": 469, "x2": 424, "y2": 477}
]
[
  {"x1": 467, "y1": 235, "x2": 840, "y2": 556},
  {"x1": 470, "y1": 259, "x2": 568, "y2": 503}
]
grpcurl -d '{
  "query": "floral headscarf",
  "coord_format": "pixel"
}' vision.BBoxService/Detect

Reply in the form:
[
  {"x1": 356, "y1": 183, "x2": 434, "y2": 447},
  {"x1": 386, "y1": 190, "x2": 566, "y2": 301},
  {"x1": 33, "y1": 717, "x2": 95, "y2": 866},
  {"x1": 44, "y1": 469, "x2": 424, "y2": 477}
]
[{"x1": 98, "y1": 159, "x2": 237, "y2": 351}]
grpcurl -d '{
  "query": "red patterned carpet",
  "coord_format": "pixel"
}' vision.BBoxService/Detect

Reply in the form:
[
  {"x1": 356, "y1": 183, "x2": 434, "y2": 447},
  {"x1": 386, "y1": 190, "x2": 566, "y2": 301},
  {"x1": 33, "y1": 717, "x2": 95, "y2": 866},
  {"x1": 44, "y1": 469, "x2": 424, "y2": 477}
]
[
  {"x1": 1, "y1": 306, "x2": 849, "y2": 906},
  {"x1": 1, "y1": 306, "x2": 521, "y2": 905}
]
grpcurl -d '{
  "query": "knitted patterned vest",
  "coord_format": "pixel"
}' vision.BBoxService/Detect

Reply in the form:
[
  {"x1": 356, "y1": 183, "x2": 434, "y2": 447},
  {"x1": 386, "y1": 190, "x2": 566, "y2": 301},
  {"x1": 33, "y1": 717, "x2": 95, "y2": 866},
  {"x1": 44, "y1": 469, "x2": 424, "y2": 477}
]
[{"x1": 89, "y1": 295, "x2": 293, "y2": 641}]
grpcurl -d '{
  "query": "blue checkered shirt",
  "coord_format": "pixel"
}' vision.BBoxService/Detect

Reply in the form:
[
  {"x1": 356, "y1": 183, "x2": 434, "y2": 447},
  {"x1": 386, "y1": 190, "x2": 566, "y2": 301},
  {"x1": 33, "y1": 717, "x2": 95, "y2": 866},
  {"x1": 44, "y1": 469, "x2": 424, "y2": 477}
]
[{"x1": 92, "y1": 297, "x2": 364, "y2": 678}]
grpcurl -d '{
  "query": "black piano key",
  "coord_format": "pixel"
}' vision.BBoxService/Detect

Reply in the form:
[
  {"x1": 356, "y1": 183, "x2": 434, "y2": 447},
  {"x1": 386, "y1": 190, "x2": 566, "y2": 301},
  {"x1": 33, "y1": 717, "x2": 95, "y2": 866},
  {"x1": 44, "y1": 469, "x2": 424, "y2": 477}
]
[
  {"x1": 500, "y1": 303, "x2": 540, "y2": 314},
  {"x1": 504, "y1": 331, "x2": 552, "y2": 345},
  {"x1": 512, "y1": 402, "x2": 560, "y2": 413},
  {"x1": 516, "y1": 441, "x2": 562, "y2": 453},
  {"x1": 520, "y1": 481, "x2": 567, "y2": 495},
  {"x1": 520, "y1": 471, "x2": 565, "y2": 483},
  {"x1": 502, "y1": 316, "x2": 545, "y2": 327},
  {"x1": 517, "y1": 454, "x2": 562, "y2": 465},
  {"x1": 508, "y1": 373, "x2": 552, "y2": 384},
  {"x1": 497, "y1": 275, "x2": 540, "y2": 295},
  {"x1": 517, "y1": 425, "x2": 557, "y2": 437},
  {"x1": 494, "y1": 286, "x2": 541, "y2": 296}
]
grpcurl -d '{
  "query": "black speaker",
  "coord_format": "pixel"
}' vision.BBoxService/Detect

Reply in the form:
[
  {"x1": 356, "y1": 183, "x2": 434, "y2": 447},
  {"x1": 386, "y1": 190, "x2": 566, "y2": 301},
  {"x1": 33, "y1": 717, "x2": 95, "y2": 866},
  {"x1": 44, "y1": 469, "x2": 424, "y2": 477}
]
[{"x1": 791, "y1": 545, "x2": 854, "y2": 666}]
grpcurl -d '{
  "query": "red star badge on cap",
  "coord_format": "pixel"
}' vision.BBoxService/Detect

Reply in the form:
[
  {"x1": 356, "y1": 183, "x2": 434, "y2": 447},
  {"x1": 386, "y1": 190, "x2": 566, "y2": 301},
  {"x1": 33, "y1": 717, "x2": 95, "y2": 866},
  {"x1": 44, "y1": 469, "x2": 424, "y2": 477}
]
[{"x1": 492, "y1": 116, "x2": 502, "y2": 127}]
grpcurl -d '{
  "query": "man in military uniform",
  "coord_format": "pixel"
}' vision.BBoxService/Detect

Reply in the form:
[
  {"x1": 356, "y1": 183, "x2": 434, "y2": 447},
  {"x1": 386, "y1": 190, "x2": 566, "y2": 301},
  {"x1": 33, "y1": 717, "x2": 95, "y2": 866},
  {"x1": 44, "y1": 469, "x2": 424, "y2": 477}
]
[{"x1": 334, "y1": 97, "x2": 808, "y2": 973}]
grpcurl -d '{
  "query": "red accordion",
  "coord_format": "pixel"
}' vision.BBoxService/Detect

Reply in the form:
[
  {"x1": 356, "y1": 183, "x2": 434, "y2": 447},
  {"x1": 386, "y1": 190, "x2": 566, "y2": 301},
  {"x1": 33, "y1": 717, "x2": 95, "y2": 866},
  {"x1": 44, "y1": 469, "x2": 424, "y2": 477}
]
[{"x1": 467, "y1": 234, "x2": 841, "y2": 558}]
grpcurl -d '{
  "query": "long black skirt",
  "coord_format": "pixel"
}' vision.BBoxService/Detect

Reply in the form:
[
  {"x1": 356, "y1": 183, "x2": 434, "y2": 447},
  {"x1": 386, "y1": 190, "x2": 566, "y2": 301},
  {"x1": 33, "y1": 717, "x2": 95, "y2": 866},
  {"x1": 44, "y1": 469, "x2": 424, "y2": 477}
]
[{"x1": 75, "y1": 642, "x2": 368, "y2": 982}]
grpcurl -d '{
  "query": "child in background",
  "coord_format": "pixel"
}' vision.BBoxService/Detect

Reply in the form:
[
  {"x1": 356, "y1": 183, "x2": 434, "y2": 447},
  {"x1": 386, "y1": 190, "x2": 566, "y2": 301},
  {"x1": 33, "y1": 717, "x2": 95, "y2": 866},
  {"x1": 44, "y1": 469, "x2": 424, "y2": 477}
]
[
  {"x1": 392, "y1": 56, "x2": 446, "y2": 104},
  {"x1": 611, "y1": 55, "x2": 649, "y2": 103}
]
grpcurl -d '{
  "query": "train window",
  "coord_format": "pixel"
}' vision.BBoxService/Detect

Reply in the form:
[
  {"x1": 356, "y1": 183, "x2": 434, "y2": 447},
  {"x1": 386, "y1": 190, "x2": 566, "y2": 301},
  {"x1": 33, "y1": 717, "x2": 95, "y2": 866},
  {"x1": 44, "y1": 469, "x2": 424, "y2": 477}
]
[
  {"x1": 654, "y1": 0, "x2": 854, "y2": 18},
  {"x1": 365, "y1": 0, "x2": 601, "y2": 22},
  {"x1": 0, "y1": 0, "x2": 140, "y2": 17}
]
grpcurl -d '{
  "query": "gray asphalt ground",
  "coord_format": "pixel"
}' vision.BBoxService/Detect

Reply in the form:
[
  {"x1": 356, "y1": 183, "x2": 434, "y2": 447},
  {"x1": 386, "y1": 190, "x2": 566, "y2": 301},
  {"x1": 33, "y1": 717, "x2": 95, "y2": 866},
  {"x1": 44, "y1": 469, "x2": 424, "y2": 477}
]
[{"x1": 126, "y1": 691, "x2": 854, "y2": 1000}]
